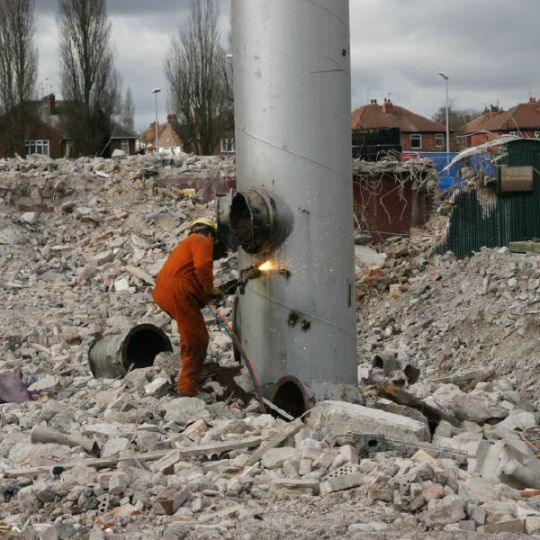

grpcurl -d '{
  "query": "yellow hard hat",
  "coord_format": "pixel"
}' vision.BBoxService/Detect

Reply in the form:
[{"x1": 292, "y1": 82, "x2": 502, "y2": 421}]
[{"x1": 191, "y1": 218, "x2": 217, "y2": 231}]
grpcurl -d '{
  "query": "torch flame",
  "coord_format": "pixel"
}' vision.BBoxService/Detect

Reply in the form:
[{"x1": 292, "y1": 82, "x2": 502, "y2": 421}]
[{"x1": 258, "y1": 260, "x2": 275, "y2": 272}]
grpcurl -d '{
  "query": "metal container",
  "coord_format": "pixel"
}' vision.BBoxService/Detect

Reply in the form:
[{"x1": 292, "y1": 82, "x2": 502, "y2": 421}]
[
  {"x1": 231, "y1": 0, "x2": 357, "y2": 393},
  {"x1": 271, "y1": 376, "x2": 364, "y2": 418},
  {"x1": 88, "y1": 324, "x2": 172, "y2": 379}
]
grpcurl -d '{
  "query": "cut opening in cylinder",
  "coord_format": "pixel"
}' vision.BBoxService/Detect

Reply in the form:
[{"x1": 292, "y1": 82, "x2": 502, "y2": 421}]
[
  {"x1": 230, "y1": 192, "x2": 255, "y2": 249},
  {"x1": 230, "y1": 188, "x2": 276, "y2": 254},
  {"x1": 89, "y1": 324, "x2": 173, "y2": 379},
  {"x1": 271, "y1": 377, "x2": 308, "y2": 418},
  {"x1": 271, "y1": 376, "x2": 365, "y2": 419}
]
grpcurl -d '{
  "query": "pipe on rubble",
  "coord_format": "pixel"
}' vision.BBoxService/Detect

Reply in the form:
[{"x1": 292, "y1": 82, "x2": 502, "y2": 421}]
[{"x1": 88, "y1": 324, "x2": 172, "y2": 379}]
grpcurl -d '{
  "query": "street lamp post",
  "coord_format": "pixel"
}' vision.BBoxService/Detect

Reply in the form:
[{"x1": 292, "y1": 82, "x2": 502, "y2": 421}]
[
  {"x1": 438, "y1": 73, "x2": 450, "y2": 155},
  {"x1": 152, "y1": 88, "x2": 161, "y2": 153}
]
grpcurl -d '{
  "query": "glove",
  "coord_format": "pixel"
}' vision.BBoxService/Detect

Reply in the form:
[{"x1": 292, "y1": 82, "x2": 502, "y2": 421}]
[
  {"x1": 221, "y1": 279, "x2": 239, "y2": 296},
  {"x1": 209, "y1": 286, "x2": 223, "y2": 300}
]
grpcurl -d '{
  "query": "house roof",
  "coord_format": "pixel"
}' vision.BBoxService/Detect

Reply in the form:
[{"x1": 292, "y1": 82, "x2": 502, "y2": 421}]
[
  {"x1": 352, "y1": 99, "x2": 447, "y2": 133},
  {"x1": 33, "y1": 98, "x2": 71, "y2": 139},
  {"x1": 465, "y1": 99, "x2": 540, "y2": 133},
  {"x1": 110, "y1": 121, "x2": 138, "y2": 140},
  {"x1": 31, "y1": 96, "x2": 138, "y2": 140},
  {"x1": 463, "y1": 111, "x2": 501, "y2": 133},
  {"x1": 139, "y1": 115, "x2": 192, "y2": 146}
]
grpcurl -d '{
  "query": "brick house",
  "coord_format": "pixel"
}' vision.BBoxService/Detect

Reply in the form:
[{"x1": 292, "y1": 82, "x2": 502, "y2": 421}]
[
  {"x1": 109, "y1": 123, "x2": 139, "y2": 155},
  {"x1": 0, "y1": 94, "x2": 139, "y2": 159},
  {"x1": 139, "y1": 114, "x2": 194, "y2": 155},
  {"x1": 352, "y1": 98, "x2": 454, "y2": 156},
  {"x1": 140, "y1": 113, "x2": 235, "y2": 156},
  {"x1": 464, "y1": 98, "x2": 540, "y2": 147}
]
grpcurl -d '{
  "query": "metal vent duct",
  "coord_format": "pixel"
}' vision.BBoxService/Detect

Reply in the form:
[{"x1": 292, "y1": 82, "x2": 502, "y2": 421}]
[{"x1": 231, "y1": 0, "x2": 357, "y2": 394}]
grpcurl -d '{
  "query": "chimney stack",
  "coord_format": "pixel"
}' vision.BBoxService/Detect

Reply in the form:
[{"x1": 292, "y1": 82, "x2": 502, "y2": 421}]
[
  {"x1": 370, "y1": 98, "x2": 377, "y2": 105},
  {"x1": 167, "y1": 114, "x2": 178, "y2": 123},
  {"x1": 383, "y1": 97, "x2": 393, "y2": 113},
  {"x1": 44, "y1": 93, "x2": 55, "y2": 114}
]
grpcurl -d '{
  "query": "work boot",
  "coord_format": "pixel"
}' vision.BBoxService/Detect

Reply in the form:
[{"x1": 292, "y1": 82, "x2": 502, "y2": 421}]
[
  {"x1": 175, "y1": 380, "x2": 198, "y2": 398},
  {"x1": 175, "y1": 387, "x2": 198, "y2": 398}
]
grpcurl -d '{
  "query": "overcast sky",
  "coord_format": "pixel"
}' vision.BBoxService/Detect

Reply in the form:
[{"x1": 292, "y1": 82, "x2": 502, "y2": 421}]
[{"x1": 34, "y1": 0, "x2": 540, "y2": 132}]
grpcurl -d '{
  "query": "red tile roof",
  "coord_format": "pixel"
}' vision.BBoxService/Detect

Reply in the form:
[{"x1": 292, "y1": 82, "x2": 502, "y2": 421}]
[
  {"x1": 463, "y1": 111, "x2": 500, "y2": 133},
  {"x1": 352, "y1": 99, "x2": 446, "y2": 133},
  {"x1": 465, "y1": 99, "x2": 540, "y2": 133},
  {"x1": 139, "y1": 122, "x2": 169, "y2": 145}
]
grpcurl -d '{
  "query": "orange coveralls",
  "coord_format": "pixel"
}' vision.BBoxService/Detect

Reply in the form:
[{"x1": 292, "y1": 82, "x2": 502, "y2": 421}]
[{"x1": 152, "y1": 234, "x2": 214, "y2": 396}]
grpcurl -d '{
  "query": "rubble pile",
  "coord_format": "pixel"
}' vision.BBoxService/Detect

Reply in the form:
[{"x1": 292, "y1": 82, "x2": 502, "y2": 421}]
[
  {"x1": 0, "y1": 153, "x2": 235, "y2": 210},
  {"x1": 358, "y1": 244, "x2": 540, "y2": 397},
  {"x1": 0, "y1": 156, "x2": 540, "y2": 538},
  {"x1": 355, "y1": 215, "x2": 449, "y2": 300},
  {"x1": 352, "y1": 156, "x2": 440, "y2": 191}
]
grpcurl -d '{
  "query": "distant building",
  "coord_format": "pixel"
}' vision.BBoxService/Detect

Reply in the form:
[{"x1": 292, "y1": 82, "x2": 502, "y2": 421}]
[
  {"x1": 0, "y1": 94, "x2": 139, "y2": 158},
  {"x1": 352, "y1": 98, "x2": 454, "y2": 158},
  {"x1": 139, "y1": 114, "x2": 194, "y2": 155},
  {"x1": 215, "y1": 131, "x2": 235, "y2": 156},
  {"x1": 464, "y1": 98, "x2": 540, "y2": 147},
  {"x1": 140, "y1": 114, "x2": 235, "y2": 157}
]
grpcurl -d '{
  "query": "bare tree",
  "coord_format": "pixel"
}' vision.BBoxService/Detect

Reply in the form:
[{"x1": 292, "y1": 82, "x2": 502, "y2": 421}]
[
  {"x1": 58, "y1": 0, "x2": 120, "y2": 157},
  {"x1": 0, "y1": 0, "x2": 38, "y2": 156},
  {"x1": 433, "y1": 105, "x2": 484, "y2": 151},
  {"x1": 433, "y1": 105, "x2": 483, "y2": 133},
  {"x1": 120, "y1": 87, "x2": 135, "y2": 131},
  {"x1": 165, "y1": 0, "x2": 232, "y2": 155}
]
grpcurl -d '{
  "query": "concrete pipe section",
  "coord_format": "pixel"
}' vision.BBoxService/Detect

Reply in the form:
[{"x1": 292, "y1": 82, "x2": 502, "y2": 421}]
[
  {"x1": 271, "y1": 376, "x2": 364, "y2": 418},
  {"x1": 88, "y1": 324, "x2": 172, "y2": 379}
]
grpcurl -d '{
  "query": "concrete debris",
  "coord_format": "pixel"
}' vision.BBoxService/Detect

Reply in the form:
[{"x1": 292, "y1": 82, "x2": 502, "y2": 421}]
[
  {"x1": 152, "y1": 486, "x2": 189, "y2": 515},
  {"x1": 164, "y1": 397, "x2": 210, "y2": 426},
  {"x1": 2, "y1": 154, "x2": 540, "y2": 537},
  {"x1": 320, "y1": 467, "x2": 363, "y2": 495},
  {"x1": 0, "y1": 370, "x2": 34, "y2": 403},
  {"x1": 308, "y1": 400, "x2": 430, "y2": 443}
]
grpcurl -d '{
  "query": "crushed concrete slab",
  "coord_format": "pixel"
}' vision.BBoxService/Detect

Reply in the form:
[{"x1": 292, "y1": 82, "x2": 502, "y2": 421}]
[{"x1": 308, "y1": 400, "x2": 430, "y2": 443}]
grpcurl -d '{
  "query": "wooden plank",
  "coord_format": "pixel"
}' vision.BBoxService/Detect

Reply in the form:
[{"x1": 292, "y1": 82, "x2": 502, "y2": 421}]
[
  {"x1": 509, "y1": 241, "x2": 540, "y2": 254},
  {"x1": 376, "y1": 382, "x2": 462, "y2": 428},
  {"x1": 430, "y1": 368, "x2": 494, "y2": 388},
  {"x1": 31, "y1": 426, "x2": 99, "y2": 456},
  {"x1": 5, "y1": 450, "x2": 171, "y2": 478},
  {"x1": 177, "y1": 436, "x2": 263, "y2": 459},
  {"x1": 244, "y1": 419, "x2": 304, "y2": 467},
  {"x1": 5, "y1": 437, "x2": 264, "y2": 478}
]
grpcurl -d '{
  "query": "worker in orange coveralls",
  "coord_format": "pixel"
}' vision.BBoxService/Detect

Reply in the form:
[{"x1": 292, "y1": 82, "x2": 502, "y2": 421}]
[{"x1": 152, "y1": 218, "x2": 222, "y2": 396}]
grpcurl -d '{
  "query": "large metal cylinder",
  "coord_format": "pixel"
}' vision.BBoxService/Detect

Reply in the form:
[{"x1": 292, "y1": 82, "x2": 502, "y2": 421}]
[
  {"x1": 231, "y1": 0, "x2": 357, "y2": 392},
  {"x1": 88, "y1": 324, "x2": 172, "y2": 379}
]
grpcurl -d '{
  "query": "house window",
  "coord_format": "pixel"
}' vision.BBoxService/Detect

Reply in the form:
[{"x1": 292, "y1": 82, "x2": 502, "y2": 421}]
[
  {"x1": 534, "y1": 131, "x2": 540, "y2": 139},
  {"x1": 435, "y1": 134, "x2": 445, "y2": 148},
  {"x1": 220, "y1": 138, "x2": 235, "y2": 153},
  {"x1": 24, "y1": 139, "x2": 50, "y2": 157},
  {"x1": 509, "y1": 131, "x2": 519, "y2": 137},
  {"x1": 120, "y1": 139, "x2": 130, "y2": 154},
  {"x1": 410, "y1": 134, "x2": 422, "y2": 149}
]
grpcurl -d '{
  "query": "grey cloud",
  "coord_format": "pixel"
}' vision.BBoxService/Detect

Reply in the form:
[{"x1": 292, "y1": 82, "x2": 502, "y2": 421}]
[
  {"x1": 33, "y1": 0, "x2": 540, "y2": 132},
  {"x1": 35, "y1": 0, "x2": 228, "y2": 16}
]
